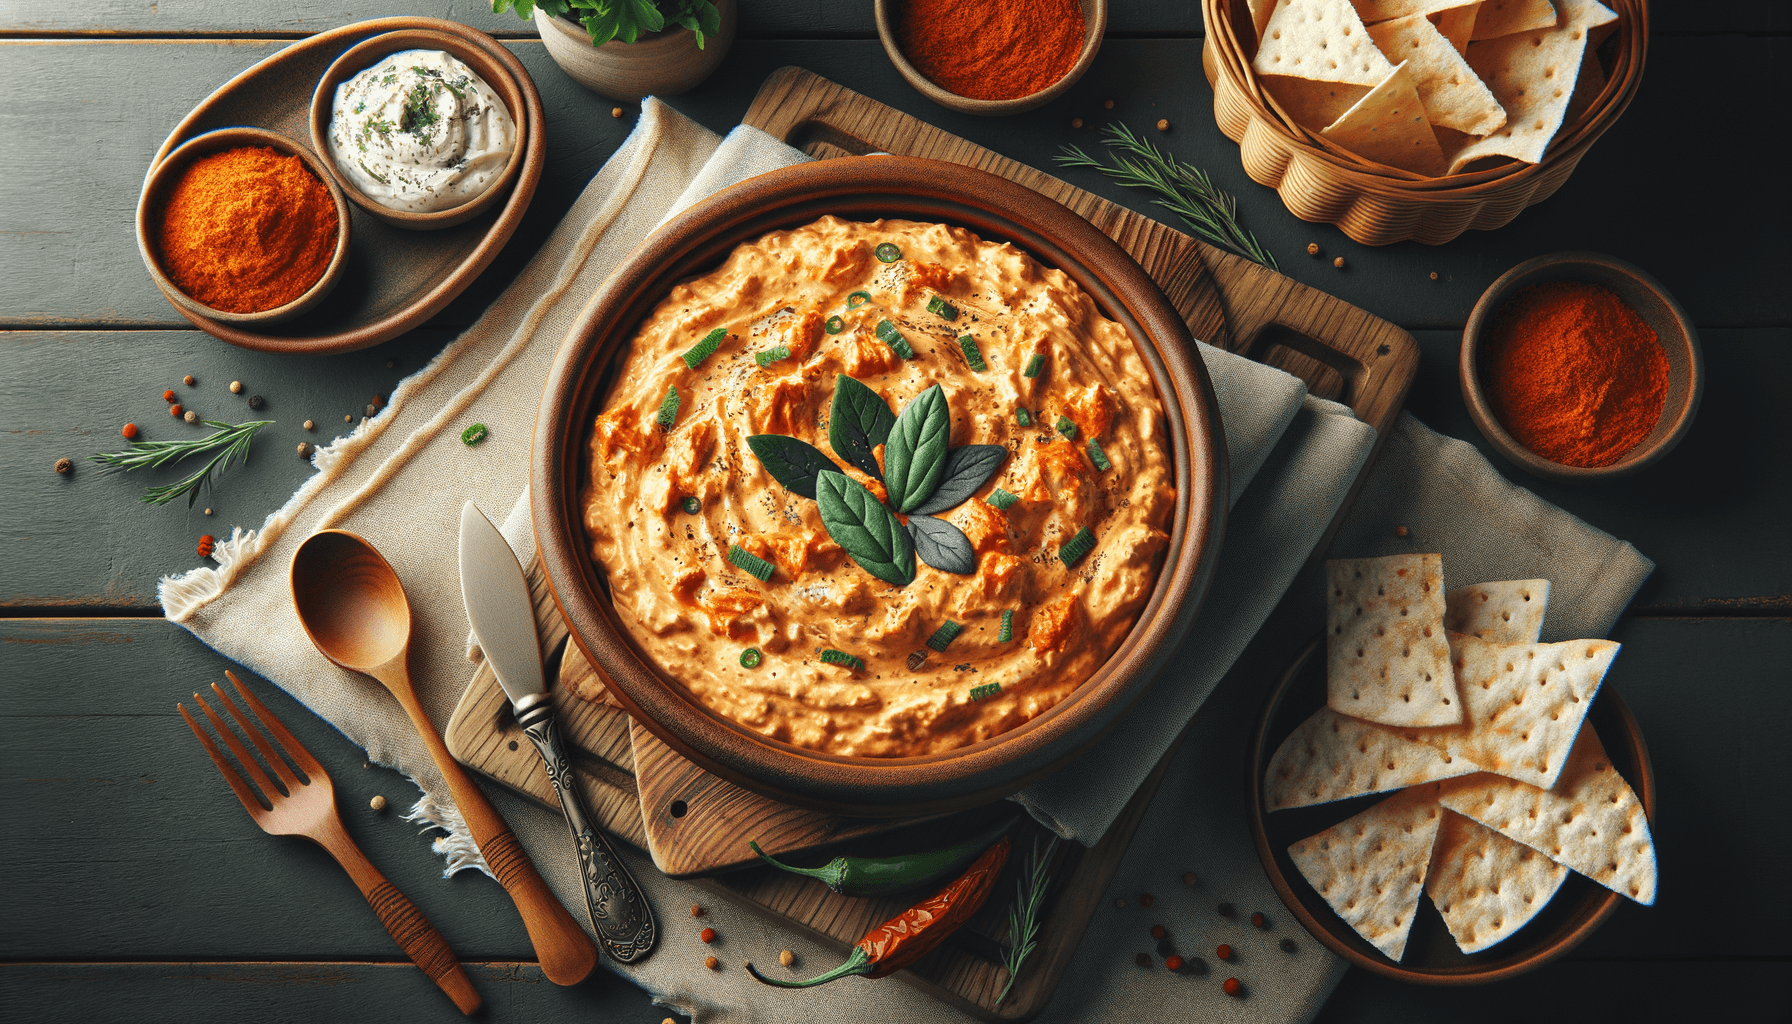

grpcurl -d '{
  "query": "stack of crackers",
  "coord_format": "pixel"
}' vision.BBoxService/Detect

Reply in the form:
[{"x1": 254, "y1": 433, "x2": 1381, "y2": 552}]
[
  {"x1": 1248, "y1": 0, "x2": 1619, "y2": 176},
  {"x1": 1266, "y1": 554, "x2": 1656, "y2": 959}
]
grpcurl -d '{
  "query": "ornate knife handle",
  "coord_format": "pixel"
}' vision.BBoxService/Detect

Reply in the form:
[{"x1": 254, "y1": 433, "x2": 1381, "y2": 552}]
[{"x1": 514, "y1": 693, "x2": 657, "y2": 963}]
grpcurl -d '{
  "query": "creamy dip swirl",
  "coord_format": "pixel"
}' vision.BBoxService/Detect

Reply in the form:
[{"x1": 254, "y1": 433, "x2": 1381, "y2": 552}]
[
  {"x1": 583, "y1": 217, "x2": 1173, "y2": 758},
  {"x1": 327, "y1": 49, "x2": 515, "y2": 213}
]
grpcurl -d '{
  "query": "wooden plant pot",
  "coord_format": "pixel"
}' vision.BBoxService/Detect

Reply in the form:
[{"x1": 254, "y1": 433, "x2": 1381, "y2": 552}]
[{"x1": 532, "y1": 0, "x2": 736, "y2": 102}]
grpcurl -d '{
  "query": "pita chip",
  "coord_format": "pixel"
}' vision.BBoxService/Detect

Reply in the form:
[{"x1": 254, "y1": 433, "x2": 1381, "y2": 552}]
[
  {"x1": 1349, "y1": 0, "x2": 1476, "y2": 20},
  {"x1": 1470, "y1": 0, "x2": 1557, "y2": 39},
  {"x1": 1249, "y1": 0, "x2": 1277, "y2": 42},
  {"x1": 1443, "y1": 631, "x2": 1618, "y2": 790},
  {"x1": 1444, "y1": 579, "x2": 1550, "y2": 643},
  {"x1": 1254, "y1": 0, "x2": 1396, "y2": 87},
  {"x1": 1431, "y1": 2, "x2": 1478, "y2": 55},
  {"x1": 1367, "y1": 14, "x2": 1507, "y2": 135},
  {"x1": 1326, "y1": 553, "x2": 1460, "y2": 728},
  {"x1": 1265, "y1": 707, "x2": 1478, "y2": 810},
  {"x1": 1262, "y1": 75, "x2": 1371, "y2": 132},
  {"x1": 1427, "y1": 810, "x2": 1568, "y2": 952},
  {"x1": 1447, "y1": 0, "x2": 1616, "y2": 172},
  {"x1": 1440, "y1": 726, "x2": 1657, "y2": 904},
  {"x1": 1322, "y1": 61, "x2": 1448, "y2": 175},
  {"x1": 1288, "y1": 784, "x2": 1445, "y2": 960}
]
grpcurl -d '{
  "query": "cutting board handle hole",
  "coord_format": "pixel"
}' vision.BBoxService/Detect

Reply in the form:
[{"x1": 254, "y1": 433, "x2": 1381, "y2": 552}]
[
  {"x1": 669, "y1": 799, "x2": 688, "y2": 819},
  {"x1": 1241, "y1": 323, "x2": 1363, "y2": 405}
]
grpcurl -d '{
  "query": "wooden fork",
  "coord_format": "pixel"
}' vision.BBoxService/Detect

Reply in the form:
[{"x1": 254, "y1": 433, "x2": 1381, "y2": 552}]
[{"x1": 180, "y1": 670, "x2": 481, "y2": 1015}]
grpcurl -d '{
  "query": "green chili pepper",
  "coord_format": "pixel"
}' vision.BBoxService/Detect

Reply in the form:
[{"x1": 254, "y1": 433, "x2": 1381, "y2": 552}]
[{"x1": 748, "y1": 810, "x2": 1021, "y2": 899}]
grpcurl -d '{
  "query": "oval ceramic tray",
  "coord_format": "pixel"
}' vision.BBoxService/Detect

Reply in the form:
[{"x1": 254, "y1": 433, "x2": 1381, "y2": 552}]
[
  {"x1": 141, "y1": 17, "x2": 545, "y2": 354},
  {"x1": 1248, "y1": 636, "x2": 1655, "y2": 984}
]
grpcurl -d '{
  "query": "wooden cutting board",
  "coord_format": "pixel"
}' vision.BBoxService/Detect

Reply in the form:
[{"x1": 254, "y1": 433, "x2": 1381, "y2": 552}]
[{"x1": 446, "y1": 66, "x2": 1418, "y2": 1022}]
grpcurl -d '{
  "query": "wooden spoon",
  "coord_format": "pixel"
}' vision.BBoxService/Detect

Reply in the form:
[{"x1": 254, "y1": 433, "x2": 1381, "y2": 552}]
[{"x1": 290, "y1": 529, "x2": 599, "y2": 987}]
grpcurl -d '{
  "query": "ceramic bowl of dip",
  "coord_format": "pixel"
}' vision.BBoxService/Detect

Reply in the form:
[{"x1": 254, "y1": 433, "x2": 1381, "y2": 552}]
[
  {"x1": 873, "y1": 0, "x2": 1107, "y2": 116},
  {"x1": 1460, "y1": 252, "x2": 1703, "y2": 484},
  {"x1": 532, "y1": 156, "x2": 1228, "y2": 817},
  {"x1": 135, "y1": 126, "x2": 352, "y2": 326},
  {"x1": 308, "y1": 27, "x2": 528, "y2": 231}
]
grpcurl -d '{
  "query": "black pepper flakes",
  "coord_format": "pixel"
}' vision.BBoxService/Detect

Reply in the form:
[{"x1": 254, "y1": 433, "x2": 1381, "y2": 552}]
[
  {"x1": 247, "y1": 395, "x2": 265, "y2": 410},
  {"x1": 1280, "y1": 937, "x2": 1299, "y2": 953},
  {"x1": 1217, "y1": 902, "x2": 1235, "y2": 917}
]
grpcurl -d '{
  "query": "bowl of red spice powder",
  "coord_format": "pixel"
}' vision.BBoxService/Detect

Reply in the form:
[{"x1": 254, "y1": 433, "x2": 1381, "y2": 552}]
[
  {"x1": 875, "y1": 0, "x2": 1106, "y2": 116},
  {"x1": 1460, "y1": 252, "x2": 1703, "y2": 483},
  {"x1": 136, "y1": 126, "x2": 351, "y2": 325}
]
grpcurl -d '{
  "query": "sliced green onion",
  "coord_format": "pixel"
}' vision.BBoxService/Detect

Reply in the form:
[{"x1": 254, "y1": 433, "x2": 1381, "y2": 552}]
[
  {"x1": 1055, "y1": 415, "x2": 1078, "y2": 439},
  {"x1": 1058, "y1": 526, "x2": 1095, "y2": 568},
  {"x1": 958, "y1": 335, "x2": 986, "y2": 371},
  {"x1": 926, "y1": 296, "x2": 959, "y2": 321},
  {"x1": 987, "y1": 488, "x2": 1019, "y2": 511},
  {"x1": 740, "y1": 647, "x2": 762, "y2": 669},
  {"x1": 682, "y1": 327, "x2": 726, "y2": 369},
  {"x1": 875, "y1": 320, "x2": 916, "y2": 359},
  {"x1": 970, "y1": 682, "x2": 1002, "y2": 702},
  {"x1": 755, "y1": 344, "x2": 792, "y2": 367},
  {"x1": 1023, "y1": 353, "x2": 1046, "y2": 378},
  {"x1": 847, "y1": 290, "x2": 872, "y2": 309},
  {"x1": 1017, "y1": 407, "x2": 1032, "y2": 427},
  {"x1": 1087, "y1": 439, "x2": 1111, "y2": 471},
  {"x1": 655, "y1": 386, "x2": 680, "y2": 430},
  {"x1": 998, "y1": 609, "x2": 1014, "y2": 643},
  {"x1": 825, "y1": 315, "x2": 845, "y2": 334},
  {"x1": 820, "y1": 648, "x2": 865, "y2": 671},
  {"x1": 460, "y1": 423, "x2": 489, "y2": 446},
  {"x1": 874, "y1": 243, "x2": 902, "y2": 263},
  {"x1": 926, "y1": 621, "x2": 963, "y2": 652},
  {"x1": 682, "y1": 496, "x2": 701, "y2": 514},
  {"x1": 728, "y1": 543, "x2": 775, "y2": 582}
]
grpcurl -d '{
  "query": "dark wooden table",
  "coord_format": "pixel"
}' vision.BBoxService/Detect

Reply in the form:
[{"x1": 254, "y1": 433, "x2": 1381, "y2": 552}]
[{"x1": 3, "y1": 3, "x2": 1787, "y2": 1021}]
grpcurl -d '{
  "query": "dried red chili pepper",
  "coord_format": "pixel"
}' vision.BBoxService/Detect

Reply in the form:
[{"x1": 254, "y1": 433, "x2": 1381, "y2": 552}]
[{"x1": 744, "y1": 836, "x2": 1010, "y2": 988}]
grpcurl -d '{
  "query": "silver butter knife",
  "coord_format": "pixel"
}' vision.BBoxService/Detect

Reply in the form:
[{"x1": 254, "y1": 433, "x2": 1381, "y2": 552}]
[{"x1": 458, "y1": 501, "x2": 656, "y2": 963}]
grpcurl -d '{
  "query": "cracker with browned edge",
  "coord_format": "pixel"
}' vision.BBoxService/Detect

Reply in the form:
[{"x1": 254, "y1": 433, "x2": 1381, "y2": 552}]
[
  {"x1": 1265, "y1": 707, "x2": 1478, "y2": 810},
  {"x1": 1432, "y1": 2, "x2": 1478, "y2": 54},
  {"x1": 1470, "y1": 0, "x2": 1557, "y2": 39},
  {"x1": 1288, "y1": 784, "x2": 1445, "y2": 961},
  {"x1": 1427, "y1": 810, "x2": 1568, "y2": 952},
  {"x1": 1262, "y1": 75, "x2": 1371, "y2": 131},
  {"x1": 1448, "y1": 0, "x2": 1617, "y2": 172},
  {"x1": 1445, "y1": 579, "x2": 1550, "y2": 643},
  {"x1": 1326, "y1": 553, "x2": 1460, "y2": 727},
  {"x1": 1254, "y1": 0, "x2": 1395, "y2": 87},
  {"x1": 1322, "y1": 62, "x2": 1448, "y2": 175},
  {"x1": 1250, "y1": 0, "x2": 1277, "y2": 41},
  {"x1": 1368, "y1": 14, "x2": 1507, "y2": 135},
  {"x1": 1440, "y1": 725, "x2": 1656, "y2": 904},
  {"x1": 1443, "y1": 631, "x2": 1618, "y2": 789},
  {"x1": 1350, "y1": 0, "x2": 1477, "y2": 21}
]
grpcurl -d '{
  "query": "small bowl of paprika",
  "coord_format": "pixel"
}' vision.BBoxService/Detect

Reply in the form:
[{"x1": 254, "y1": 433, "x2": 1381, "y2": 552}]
[
  {"x1": 1460, "y1": 252, "x2": 1703, "y2": 484},
  {"x1": 874, "y1": 0, "x2": 1107, "y2": 116},
  {"x1": 136, "y1": 126, "x2": 351, "y2": 326}
]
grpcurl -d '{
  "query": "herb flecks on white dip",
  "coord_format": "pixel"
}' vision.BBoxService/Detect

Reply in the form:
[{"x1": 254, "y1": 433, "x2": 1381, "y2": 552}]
[
  {"x1": 327, "y1": 49, "x2": 515, "y2": 213},
  {"x1": 583, "y1": 217, "x2": 1173, "y2": 758}
]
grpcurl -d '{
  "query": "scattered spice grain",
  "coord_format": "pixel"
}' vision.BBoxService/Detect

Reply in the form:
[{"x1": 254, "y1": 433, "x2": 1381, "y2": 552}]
[
  {"x1": 691, "y1": 904, "x2": 704, "y2": 917},
  {"x1": 1182, "y1": 871, "x2": 1198, "y2": 886},
  {"x1": 1395, "y1": 525, "x2": 1409, "y2": 537},
  {"x1": 1251, "y1": 912, "x2": 1267, "y2": 929},
  {"x1": 779, "y1": 949, "x2": 795, "y2": 967},
  {"x1": 370, "y1": 795, "x2": 387, "y2": 811},
  {"x1": 1165, "y1": 955, "x2": 1184, "y2": 971},
  {"x1": 164, "y1": 389, "x2": 178, "y2": 403},
  {"x1": 297, "y1": 442, "x2": 312, "y2": 459},
  {"x1": 1307, "y1": 242, "x2": 1320, "y2": 256},
  {"x1": 204, "y1": 508, "x2": 212, "y2": 516},
  {"x1": 303, "y1": 419, "x2": 315, "y2": 431},
  {"x1": 122, "y1": 423, "x2": 139, "y2": 439},
  {"x1": 1071, "y1": 117, "x2": 1084, "y2": 129},
  {"x1": 1150, "y1": 925, "x2": 1166, "y2": 939},
  {"x1": 1217, "y1": 903, "x2": 1235, "y2": 917},
  {"x1": 345, "y1": 414, "x2": 353, "y2": 422},
  {"x1": 1156, "y1": 118, "x2": 1170, "y2": 131},
  {"x1": 55, "y1": 457, "x2": 73, "y2": 474},
  {"x1": 184, "y1": 375, "x2": 196, "y2": 386},
  {"x1": 230, "y1": 381, "x2": 243, "y2": 394},
  {"x1": 1280, "y1": 937, "x2": 1299, "y2": 953},
  {"x1": 1103, "y1": 99, "x2": 1115, "y2": 109},
  {"x1": 897, "y1": 0, "x2": 1086, "y2": 102},
  {"x1": 1333, "y1": 256, "x2": 1346, "y2": 269},
  {"x1": 612, "y1": 106, "x2": 624, "y2": 118},
  {"x1": 700, "y1": 927, "x2": 717, "y2": 944},
  {"x1": 1223, "y1": 977, "x2": 1242, "y2": 997},
  {"x1": 1430, "y1": 271, "x2": 1440, "y2": 280},
  {"x1": 366, "y1": 404, "x2": 379, "y2": 417},
  {"x1": 1138, "y1": 893, "x2": 1154, "y2": 907},
  {"x1": 386, "y1": 359, "x2": 396, "y2": 369},
  {"x1": 184, "y1": 410, "x2": 199, "y2": 424},
  {"x1": 247, "y1": 395, "x2": 264, "y2": 410},
  {"x1": 197, "y1": 534, "x2": 215, "y2": 558},
  {"x1": 170, "y1": 404, "x2": 184, "y2": 417},
  {"x1": 1114, "y1": 898, "x2": 1125, "y2": 908},
  {"x1": 1215, "y1": 944, "x2": 1232, "y2": 960},
  {"x1": 705, "y1": 956, "x2": 719, "y2": 970},
  {"x1": 1136, "y1": 953, "x2": 1153, "y2": 968}
]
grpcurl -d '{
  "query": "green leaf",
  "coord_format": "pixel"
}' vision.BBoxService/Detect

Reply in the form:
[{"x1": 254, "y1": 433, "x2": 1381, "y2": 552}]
[
  {"x1": 631, "y1": 0, "x2": 665, "y2": 32},
  {"x1": 580, "y1": 9, "x2": 619, "y2": 45},
  {"x1": 827, "y1": 375, "x2": 895, "y2": 481},
  {"x1": 746, "y1": 434, "x2": 840, "y2": 499},
  {"x1": 692, "y1": 0, "x2": 721, "y2": 34},
  {"x1": 883, "y1": 385, "x2": 951, "y2": 513},
  {"x1": 816, "y1": 471, "x2": 915, "y2": 586},
  {"x1": 682, "y1": 327, "x2": 725, "y2": 369},
  {"x1": 728, "y1": 544, "x2": 775, "y2": 582},
  {"x1": 1058, "y1": 526, "x2": 1096, "y2": 567},
  {"x1": 910, "y1": 444, "x2": 1005, "y2": 514},
  {"x1": 907, "y1": 515, "x2": 977, "y2": 575}
]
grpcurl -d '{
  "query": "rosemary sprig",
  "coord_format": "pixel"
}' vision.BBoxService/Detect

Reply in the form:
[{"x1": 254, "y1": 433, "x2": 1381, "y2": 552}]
[
  {"x1": 1056, "y1": 123, "x2": 1278, "y2": 270},
  {"x1": 89, "y1": 419, "x2": 273, "y2": 507},
  {"x1": 998, "y1": 833, "x2": 1061, "y2": 1007}
]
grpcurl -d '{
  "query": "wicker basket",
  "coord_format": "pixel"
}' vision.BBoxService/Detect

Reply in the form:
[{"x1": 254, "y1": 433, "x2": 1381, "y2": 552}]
[{"x1": 1202, "y1": 0, "x2": 1647, "y2": 245}]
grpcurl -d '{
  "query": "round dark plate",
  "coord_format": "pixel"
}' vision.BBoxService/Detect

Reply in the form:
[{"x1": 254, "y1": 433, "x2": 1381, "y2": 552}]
[{"x1": 1249, "y1": 636, "x2": 1655, "y2": 984}]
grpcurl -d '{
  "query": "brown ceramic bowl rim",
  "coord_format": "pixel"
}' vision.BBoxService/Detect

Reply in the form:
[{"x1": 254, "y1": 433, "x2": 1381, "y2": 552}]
[
  {"x1": 1459, "y1": 251, "x2": 1704, "y2": 483},
  {"x1": 135, "y1": 126, "x2": 352, "y2": 325},
  {"x1": 1248, "y1": 635, "x2": 1657, "y2": 984},
  {"x1": 872, "y1": 0, "x2": 1108, "y2": 116},
  {"x1": 532, "y1": 155, "x2": 1227, "y2": 815},
  {"x1": 308, "y1": 27, "x2": 528, "y2": 229}
]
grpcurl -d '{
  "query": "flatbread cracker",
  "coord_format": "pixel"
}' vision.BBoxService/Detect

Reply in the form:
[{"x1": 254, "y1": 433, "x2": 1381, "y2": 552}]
[
  {"x1": 1367, "y1": 14, "x2": 1507, "y2": 135},
  {"x1": 1325, "y1": 553, "x2": 1460, "y2": 728},
  {"x1": 1250, "y1": 0, "x2": 1278, "y2": 42},
  {"x1": 1444, "y1": 579, "x2": 1550, "y2": 643},
  {"x1": 1470, "y1": 0, "x2": 1557, "y2": 39},
  {"x1": 1322, "y1": 61, "x2": 1448, "y2": 175},
  {"x1": 1262, "y1": 75, "x2": 1371, "y2": 131},
  {"x1": 1432, "y1": 3, "x2": 1477, "y2": 55},
  {"x1": 1443, "y1": 631, "x2": 1618, "y2": 790},
  {"x1": 1447, "y1": 0, "x2": 1616, "y2": 172},
  {"x1": 1288, "y1": 784, "x2": 1445, "y2": 961},
  {"x1": 1254, "y1": 0, "x2": 1396, "y2": 87},
  {"x1": 1350, "y1": 0, "x2": 1476, "y2": 20},
  {"x1": 1265, "y1": 707, "x2": 1478, "y2": 810},
  {"x1": 1440, "y1": 726, "x2": 1656, "y2": 904},
  {"x1": 1427, "y1": 810, "x2": 1567, "y2": 952}
]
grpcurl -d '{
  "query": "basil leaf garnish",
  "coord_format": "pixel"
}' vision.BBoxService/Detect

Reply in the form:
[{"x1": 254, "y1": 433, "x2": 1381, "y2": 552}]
[
  {"x1": 827, "y1": 375, "x2": 896, "y2": 481},
  {"x1": 883, "y1": 384, "x2": 951, "y2": 513},
  {"x1": 907, "y1": 514, "x2": 977, "y2": 575},
  {"x1": 746, "y1": 434, "x2": 840, "y2": 499},
  {"x1": 910, "y1": 444, "x2": 1006, "y2": 515},
  {"x1": 815, "y1": 470, "x2": 915, "y2": 586}
]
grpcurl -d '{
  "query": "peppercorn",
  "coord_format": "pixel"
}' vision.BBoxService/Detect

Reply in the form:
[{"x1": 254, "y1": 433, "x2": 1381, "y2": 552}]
[
  {"x1": 1307, "y1": 242, "x2": 1320, "y2": 256},
  {"x1": 370, "y1": 795, "x2": 387, "y2": 811},
  {"x1": 247, "y1": 395, "x2": 264, "y2": 410},
  {"x1": 204, "y1": 508, "x2": 212, "y2": 516},
  {"x1": 184, "y1": 375, "x2": 196, "y2": 386},
  {"x1": 1139, "y1": 893, "x2": 1154, "y2": 907},
  {"x1": 691, "y1": 904, "x2": 703, "y2": 917},
  {"x1": 699, "y1": 927, "x2": 716, "y2": 943},
  {"x1": 1280, "y1": 937, "x2": 1299, "y2": 953},
  {"x1": 1136, "y1": 953, "x2": 1152, "y2": 968},
  {"x1": 1395, "y1": 525, "x2": 1409, "y2": 537},
  {"x1": 1215, "y1": 944, "x2": 1232, "y2": 960},
  {"x1": 705, "y1": 955, "x2": 719, "y2": 970},
  {"x1": 229, "y1": 380, "x2": 243, "y2": 394},
  {"x1": 184, "y1": 410, "x2": 198, "y2": 424},
  {"x1": 197, "y1": 534, "x2": 215, "y2": 558},
  {"x1": 612, "y1": 106, "x2": 624, "y2": 118},
  {"x1": 55, "y1": 457, "x2": 73, "y2": 475},
  {"x1": 1223, "y1": 977, "x2": 1242, "y2": 997},
  {"x1": 345, "y1": 414, "x2": 353, "y2": 422},
  {"x1": 1071, "y1": 117, "x2": 1084, "y2": 129},
  {"x1": 170, "y1": 404, "x2": 184, "y2": 417},
  {"x1": 1182, "y1": 871, "x2": 1198, "y2": 885},
  {"x1": 1150, "y1": 925, "x2": 1166, "y2": 939},
  {"x1": 297, "y1": 442, "x2": 312, "y2": 459},
  {"x1": 1156, "y1": 118, "x2": 1170, "y2": 131},
  {"x1": 1217, "y1": 902, "x2": 1235, "y2": 917},
  {"x1": 1333, "y1": 256, "x2": 1346, "y2": 269},
  {"x1": 1103, "y1": 99, "x2": 1115, "y2": 109},
  {"x1": 164, "y1": 389, "x2": 177, "y2": 402},
  {"x1": 122, "y1": 423, "x2": 138, "y2": 439},
  {"x1": 1165, "y1": 955, "x2": 1183, "y2": 971},
  {"x1": 303, "y1": 419, "x2": 315, "y2": 431},
  {"x1": 779, "y1": 949, "x2": 795, "y2": 967},
  {"x1": 1252, "y1": 912, "x2": 1267, "y2": 929}
]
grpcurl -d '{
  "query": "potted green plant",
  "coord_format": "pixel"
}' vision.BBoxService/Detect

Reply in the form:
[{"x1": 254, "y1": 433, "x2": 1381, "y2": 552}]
[{"x1": 494, "y1": 0, "x2": 736, "y2": 101}]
